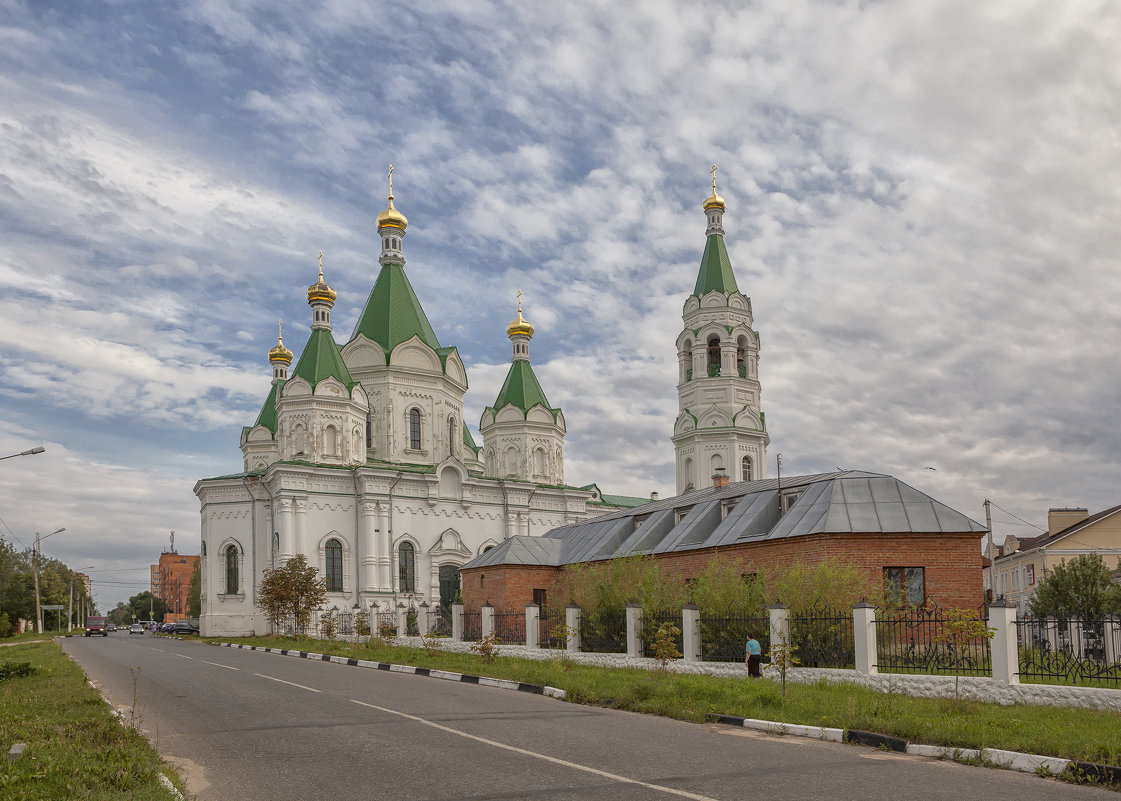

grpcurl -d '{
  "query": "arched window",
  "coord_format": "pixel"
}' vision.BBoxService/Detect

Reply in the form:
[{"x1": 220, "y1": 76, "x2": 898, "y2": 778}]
[
  {"x1": 225, "y1": 545, "x2": 238, "y2": 594},
  {"x1": 448, "y1": 415, "x2": 456, "y2": 458},
  {"x1": 742, "y1": 456, "x2": 754, "y2": 482},
  {"x1": 324, "y1": 425, "x2": 338, "y2": 456},
  {"x1": 366, "y1": 411, "x2": 373, "y2": 450},
  {"x1": 736, "y1": 336, "x2": 748, "y2": 378},
  {"x1": 707, "y1": 336, "x2": 721, "y2": 376},
  {"x1": 533, "y1": 448, "x2": 546, "y2": 475},
  {"x1": 409, "y1": 408, "x2": 421, "y2": 450},
  {"x1": 325, "y1": 538, "x2": 343, "y2": 592},
  {"x1": 398, "y1": 542, "x2": 415, "y2": 593}
]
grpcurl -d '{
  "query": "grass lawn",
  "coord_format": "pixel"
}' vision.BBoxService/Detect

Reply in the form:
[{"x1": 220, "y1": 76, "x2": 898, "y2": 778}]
[
  {"x1": 210, "y1": 634, "x2": 1121, "y2": 768},
  {"x1": 0, "y1": 639, "x2": 185, "y2": 801}
]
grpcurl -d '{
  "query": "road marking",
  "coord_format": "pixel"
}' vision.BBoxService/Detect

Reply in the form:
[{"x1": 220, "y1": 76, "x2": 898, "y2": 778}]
[
  {"x1": 350, "y1": 700, "x2": 720, "y2": 801},
  {"x1": 149, "y1": 647, "x2": 193, "y2": 660},
  {"x1": 201, "y1": 661, "x2": 239, "y2": 671},
  {"x1": 255, "y1": 673, "x2": 321, "y2": 693}
]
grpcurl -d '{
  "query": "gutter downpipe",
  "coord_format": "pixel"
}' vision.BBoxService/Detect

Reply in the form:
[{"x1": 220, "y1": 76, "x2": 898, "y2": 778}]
[
  {"x1": 500, "y1": 480, "x2": 510, "y2": 540},
  {"x1": 241, "y1": 477, "x2": 259, "y2": 632},
  {"x1": 388, "y1": 471, "x2": 404, "y2": 607},
  {"x1": 353, "y1": 467, "x2": 362, "y2": 608}
]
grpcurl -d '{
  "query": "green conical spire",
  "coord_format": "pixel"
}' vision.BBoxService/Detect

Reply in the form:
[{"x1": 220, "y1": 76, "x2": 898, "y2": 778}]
[
  {"x1": 349, "y1": 262, "x2": 441, "y2": 356},
  {"x1": 490, "y1": 360, "x2": 556, "y2": 417},
  {"x1": 693, "y1": 234, "x2": 738, "y2": 296},
  {"x1": 291, "y1": 328, "x2": 356, "y2": 390}
]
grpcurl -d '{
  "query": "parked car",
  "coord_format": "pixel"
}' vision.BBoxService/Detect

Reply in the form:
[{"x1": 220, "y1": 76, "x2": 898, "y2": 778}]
[
  {"x1": 159, "y1": 622, "x2": 174, "y2": 632},
  {"x1": 84, "y1": 616, "x2": 109, "y2": 637},
  {"x1": 128, "y1": 623, "x2": 145, "y2": 635},
  {"x1": 168, "y1": 620, "x2": 198, "y2": 635}
]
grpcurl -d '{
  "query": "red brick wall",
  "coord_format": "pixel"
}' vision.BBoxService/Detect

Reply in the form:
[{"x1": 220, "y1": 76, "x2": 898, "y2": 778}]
[{"x1": 460, "y1": 532, "x2": 983, "y2": 612}]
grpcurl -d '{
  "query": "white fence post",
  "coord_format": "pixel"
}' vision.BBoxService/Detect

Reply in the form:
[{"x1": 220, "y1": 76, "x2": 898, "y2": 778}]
[
  {"x1": 566, "y1": 605, "x2": 582, "y2": 653},
  {"x1": 417, "y1": 602, "x2": 430, "y2": 636},
  {"x1": 853, "y1": 601, "x2": 877, "y2": 675},
  {"x1": 682, "y1": 604, "x2": 701, "y2": 662},
  {"x1": 1105, "y1": 617, "x2": 1121, "y2": 665},
  {"x1": 526, "y1": 603, "x2": 540, "y2": 648},
  {"x1": 396, "y1": 603, "x2": 407, "y2": 636},
  {"x1": 481, "y1": 603, "x2": 495, "y2": 640},
  {"x1": 626, "y1": 603, "x2": 643, "y2": 659},
  {"x1": 769, "y1": 602, "x2": 790, "y2": 662},
  {"x1": 988, "y1": 599, "x2": 1019, "y2": 685},
  {"x1": 451, "y1": 603, "x2": 464, "y2": 641}
]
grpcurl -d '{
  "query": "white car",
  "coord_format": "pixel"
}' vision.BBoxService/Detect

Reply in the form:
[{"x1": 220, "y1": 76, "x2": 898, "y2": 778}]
[{"x1": 128, "y1": 624, "x2": 145, "y2": 635}]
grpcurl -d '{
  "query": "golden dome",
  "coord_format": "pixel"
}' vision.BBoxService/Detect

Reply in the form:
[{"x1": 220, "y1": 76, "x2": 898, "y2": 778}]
[
  {"x1": 268, "y1": 320, "x2": 293, "y2": 364},
  {"x1": 703, "y1": 162, "x2": 725, "y2": 211},
  {"x1": 307, "y1": 251, "x2": 337, "y2": 304},
  {"x1": 376, "y1": 193, "x2": 408, "y2": 231},
  {"x1": 506, "y1": 290, "x2": 534, "y2": 338},
  {"x1": 375, "y1": 163, "x2": 407, "y2": 231}
]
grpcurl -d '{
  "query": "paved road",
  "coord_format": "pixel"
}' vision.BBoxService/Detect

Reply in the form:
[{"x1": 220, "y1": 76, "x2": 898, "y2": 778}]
[{"x1": 61, "y1": 634, "x2": 1114, "y2": 801}]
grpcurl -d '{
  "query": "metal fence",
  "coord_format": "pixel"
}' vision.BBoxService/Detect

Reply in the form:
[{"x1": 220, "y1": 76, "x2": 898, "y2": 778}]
[
  {"x1": 641, "y1": 612, "x2": 684, "y2": 659},
  {"x1": 791, "y1": 606, "x2": 855, "y2": 668},
  {"x1": 493, "y1": 610, "x2": 524, "y2": 645},
  {"x1": 538, "y1": 609, "x2": 567, "y2": 649},
  {"x1": 876, "y1": 605, "x2": 991, "y2": 676},
  {"x1": 372, "y1": 609, "x2": 397, "y2": 637},
  {"x1": 580, "y1": 610, "x2": 627, "y2": 654},
  {"x1": 699, "y1": 611, "x2": 770, "y2": 662},
  {"x1": 462, "y1": 610, "x2": 482, "y2": 642},
  {"x1": 1016, "y1": 616, "x2": 1121, "y2": 687},
  {"x1": 427, "y1": 604, "x2": 452, "y2": 637}
]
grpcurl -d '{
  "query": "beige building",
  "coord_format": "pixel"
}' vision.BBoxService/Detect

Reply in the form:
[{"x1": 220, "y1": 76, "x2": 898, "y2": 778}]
[{"x1": 989, "y1": 505, "x2": 1121, "y2": 612}]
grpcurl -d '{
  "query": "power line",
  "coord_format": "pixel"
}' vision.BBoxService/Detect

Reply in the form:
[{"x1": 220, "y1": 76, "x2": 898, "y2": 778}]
[{"x1": 987, "y1": 501, "x2": 1046, "y2": 533}]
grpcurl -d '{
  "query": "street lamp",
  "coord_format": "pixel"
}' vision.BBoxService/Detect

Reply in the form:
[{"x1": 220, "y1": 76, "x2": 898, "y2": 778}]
[
  {"x1": 0, "y1": 446, "x2": 45, "y2": 461},
  {"x1": 34, "y1": 527, "x2": 66, "y2": 634}
]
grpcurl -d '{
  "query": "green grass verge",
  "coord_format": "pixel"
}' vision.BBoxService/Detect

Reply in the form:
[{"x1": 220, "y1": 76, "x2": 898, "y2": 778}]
[
  {"x1": 0, "y1": 640, "x2": 185, "y2": 800},
  {"x1": 210, "y1": 634, "x2": 1121, "y2": 766}
]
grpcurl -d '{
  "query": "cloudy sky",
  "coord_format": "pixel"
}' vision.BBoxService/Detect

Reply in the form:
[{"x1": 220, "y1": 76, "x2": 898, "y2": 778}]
[{"x1": 1, "y1": 1, "x2": 1118, "y2": 611}]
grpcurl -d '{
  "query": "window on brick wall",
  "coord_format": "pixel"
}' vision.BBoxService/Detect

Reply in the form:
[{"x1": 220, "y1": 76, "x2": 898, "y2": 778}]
[
  {"x1": 533, "y1": 589, "x2": 547, "y2": 611},
  {"x1": 884, "y1": 567, "x2": 925, "y2": 606}
]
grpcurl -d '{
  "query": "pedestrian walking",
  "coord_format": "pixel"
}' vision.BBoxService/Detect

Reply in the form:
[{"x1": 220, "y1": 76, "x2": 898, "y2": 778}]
[{"x1": 744, "y1": 633, "x2": 762, "y2": 677}]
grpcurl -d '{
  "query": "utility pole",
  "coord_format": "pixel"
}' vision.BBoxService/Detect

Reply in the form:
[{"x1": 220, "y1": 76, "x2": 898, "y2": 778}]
[
  {"x1": 984, "y1": 498, "x2": 994, "y2": 600},
  {"x1": 32, "y1": 527, "x2": 65, "y2": 634}
]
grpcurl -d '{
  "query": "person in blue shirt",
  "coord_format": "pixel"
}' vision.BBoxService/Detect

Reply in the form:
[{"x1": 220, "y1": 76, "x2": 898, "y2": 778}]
[{"x1": 744, "y1": 634, "x2": 762, "y2": 677}]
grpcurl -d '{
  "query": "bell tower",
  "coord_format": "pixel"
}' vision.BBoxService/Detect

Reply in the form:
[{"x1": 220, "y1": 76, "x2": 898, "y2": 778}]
[{"x1": 672, "y1": 166, "x2": 769, "y2": 493}]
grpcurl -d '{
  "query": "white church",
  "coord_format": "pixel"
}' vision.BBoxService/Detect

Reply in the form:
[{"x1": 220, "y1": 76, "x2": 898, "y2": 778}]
[{"x1": 194, "y1": 173, "x2": 656, "y2": 636}]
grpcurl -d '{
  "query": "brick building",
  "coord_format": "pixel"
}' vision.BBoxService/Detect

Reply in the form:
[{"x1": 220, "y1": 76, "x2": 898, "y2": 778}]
[
  {"x1": 152, "y1": 552, "x2": 199, "y2": 622},
  {"x1": 460, "y1": 176, "x2": 987, "y2": 612}
]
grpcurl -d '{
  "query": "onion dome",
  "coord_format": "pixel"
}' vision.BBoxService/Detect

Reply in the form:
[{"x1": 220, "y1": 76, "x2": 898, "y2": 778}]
[
  {"x1": 268, "y1": 320, "x2": 293, "y2": 364},
  {"x1": 376, "y1": 163, "x2": 408, "y2": 231},
  {"x1": 307, "y1": 251, "x2": 337, "y2": 305},
  {"x1": 506, "y1": 290, "x2": 534, "y2": 338},
  {"x1": 703, "y1": 162, "x2": 725, "y2": 211}
]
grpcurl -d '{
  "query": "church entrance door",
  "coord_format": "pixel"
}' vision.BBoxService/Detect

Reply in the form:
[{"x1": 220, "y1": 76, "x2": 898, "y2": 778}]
[{"x1": 439, "y1": 565, "x2": 460, "y2": 608}]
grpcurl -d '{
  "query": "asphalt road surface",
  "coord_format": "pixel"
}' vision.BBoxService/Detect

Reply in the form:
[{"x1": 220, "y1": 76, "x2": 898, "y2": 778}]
[{"x1": 61, "y1": 634, "x2": 1115, "y2": 801}]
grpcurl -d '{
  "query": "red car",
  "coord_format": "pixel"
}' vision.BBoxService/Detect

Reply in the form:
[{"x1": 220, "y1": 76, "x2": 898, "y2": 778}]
[{"x1": 84, "y1": 616, "x2": 108, "y2": 637}]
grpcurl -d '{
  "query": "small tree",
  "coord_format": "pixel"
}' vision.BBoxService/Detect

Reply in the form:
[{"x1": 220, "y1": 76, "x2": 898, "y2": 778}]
[
  {"x1": 768, "y1": 637, "x2": 800, "y2": 698},
  {"x1": 934, "y1": 608, "x2": 994, "y2": 699},
  {"x1": 256, "y1": 555, "x2": 327, "y2": 634},
  {"x1": 652, "y1": 622, "x2": 682, "y2": 670},
  {"x1": 1029, "y1": 554, "x2": 1121, "y2": 620}
]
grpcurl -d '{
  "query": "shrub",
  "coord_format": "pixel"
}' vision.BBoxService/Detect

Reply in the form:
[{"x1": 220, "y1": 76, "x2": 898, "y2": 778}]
[
  {"x1": 0, "y1": 661, "x2": 35, "y2": 681},
  {"x1": 0, "y1": 612, "x2": 13, "y2": 638}
]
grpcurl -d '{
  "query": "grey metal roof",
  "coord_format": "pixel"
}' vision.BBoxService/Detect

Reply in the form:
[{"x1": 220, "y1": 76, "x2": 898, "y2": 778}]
[{"x1": 460, "y1": 470, "x2": 988, "y2": 571}]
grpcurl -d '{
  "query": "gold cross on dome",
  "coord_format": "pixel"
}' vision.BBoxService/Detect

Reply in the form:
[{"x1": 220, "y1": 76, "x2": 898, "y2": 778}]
[
  {"x1": 278, "y1": 319, "x2": 283, "y2": 343},
  {"x1": 388, "y1": 163, "x2": 394, "y2": 196},
  {"x1": 710, "y1": 163, "x2": 718, "y2": 192},
  {"x1": 318, "y1": 250, "x2": 324, "y2": 279},
  {"x1": 517, "y1": 288, "x2": 523, "y2": 312}
]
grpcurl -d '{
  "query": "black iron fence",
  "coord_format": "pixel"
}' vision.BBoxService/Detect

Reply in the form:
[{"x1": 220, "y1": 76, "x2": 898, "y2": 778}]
[
  {"x1": 428, "y1": 604, "x2": 452, "y2": 637},
  {"x1": 580, "y1": 610, "x2": 627, "y2": 654},
  {"x1": 876, "y1": 605, "x2": 991, "y2": 676},
  {"x1": 373, "y1": 609, "x2": 397, "y2": 637},
  {"x1": 538, "y1": 609, "x2": 567, "y2": 649},
  {"x1": 493, "y1": 610, "x2": 524, "y2": 644},
  {"x1": 641, "y1": 612, "x2": 684, "y2": 659},
  {"x1": 791, "y1": 606, "x2": 855, "y2": 668},
  {"x1": 1016, "y1": 616, "x2": 1121, "y2": 687},
  {"x1": 462, "y1": 610, "x2": 482, "y2": 642},
  {"x1": 700, "y1": 611, "x2": 770, "y2": 663}
]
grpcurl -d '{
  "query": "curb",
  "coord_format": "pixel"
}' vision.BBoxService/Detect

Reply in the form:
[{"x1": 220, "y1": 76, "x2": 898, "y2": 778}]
[
  {"x1": 215, "y1": 642, "x2": 567, "y2": 700},
  {"x1": 705, "y1": 713, "x2": 1118, "y2": 785}
]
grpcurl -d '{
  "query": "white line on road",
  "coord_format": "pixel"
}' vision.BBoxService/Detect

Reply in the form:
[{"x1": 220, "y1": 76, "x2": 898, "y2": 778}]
[
  {"x1": 349, "y1": 700, "x2": 721, "y2": 801},
  {"x1": 147, "y1": 647, "x2": 192, "y2": 658},
  {"x1": 255, "y1": 673, "x2": 322, "y2": 693},
  {"x1": 201, "y1": 661, "x2": 239, "y2": 671}
]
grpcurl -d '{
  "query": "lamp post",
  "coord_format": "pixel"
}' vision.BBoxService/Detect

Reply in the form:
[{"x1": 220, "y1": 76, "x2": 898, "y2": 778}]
[
  {"x1": 0, "y1": 446, "x2": 44, "y2": 461},
  {"x1": 33, "y1": 527, "x2": 66, "y2": 634}
]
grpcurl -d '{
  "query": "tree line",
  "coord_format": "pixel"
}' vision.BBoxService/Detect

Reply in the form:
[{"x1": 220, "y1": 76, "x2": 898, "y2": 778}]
[{"x1": 0, "y1": 537, "x2": 94, "y2": 636}]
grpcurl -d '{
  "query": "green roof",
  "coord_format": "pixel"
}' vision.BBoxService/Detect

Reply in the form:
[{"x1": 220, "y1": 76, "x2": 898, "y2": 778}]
[
  {"x1": 350, "y1": 262, "x2": 441, "y2": 357},
  {"x1": 488, "y1": 360, "x2": 559, "y2": 419},
  {"x1": 462, "y1": 422, "x2": 480, "y2": 455},
  {"x1": 693, "y1": 234, "x2": 739, "y2": 296},
  {"x1": 252, "y1": 381, "x2": 283, "y2": 434},
  {"x1": 291, "y1": 328, "x2": 356, "y2": 390}
]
